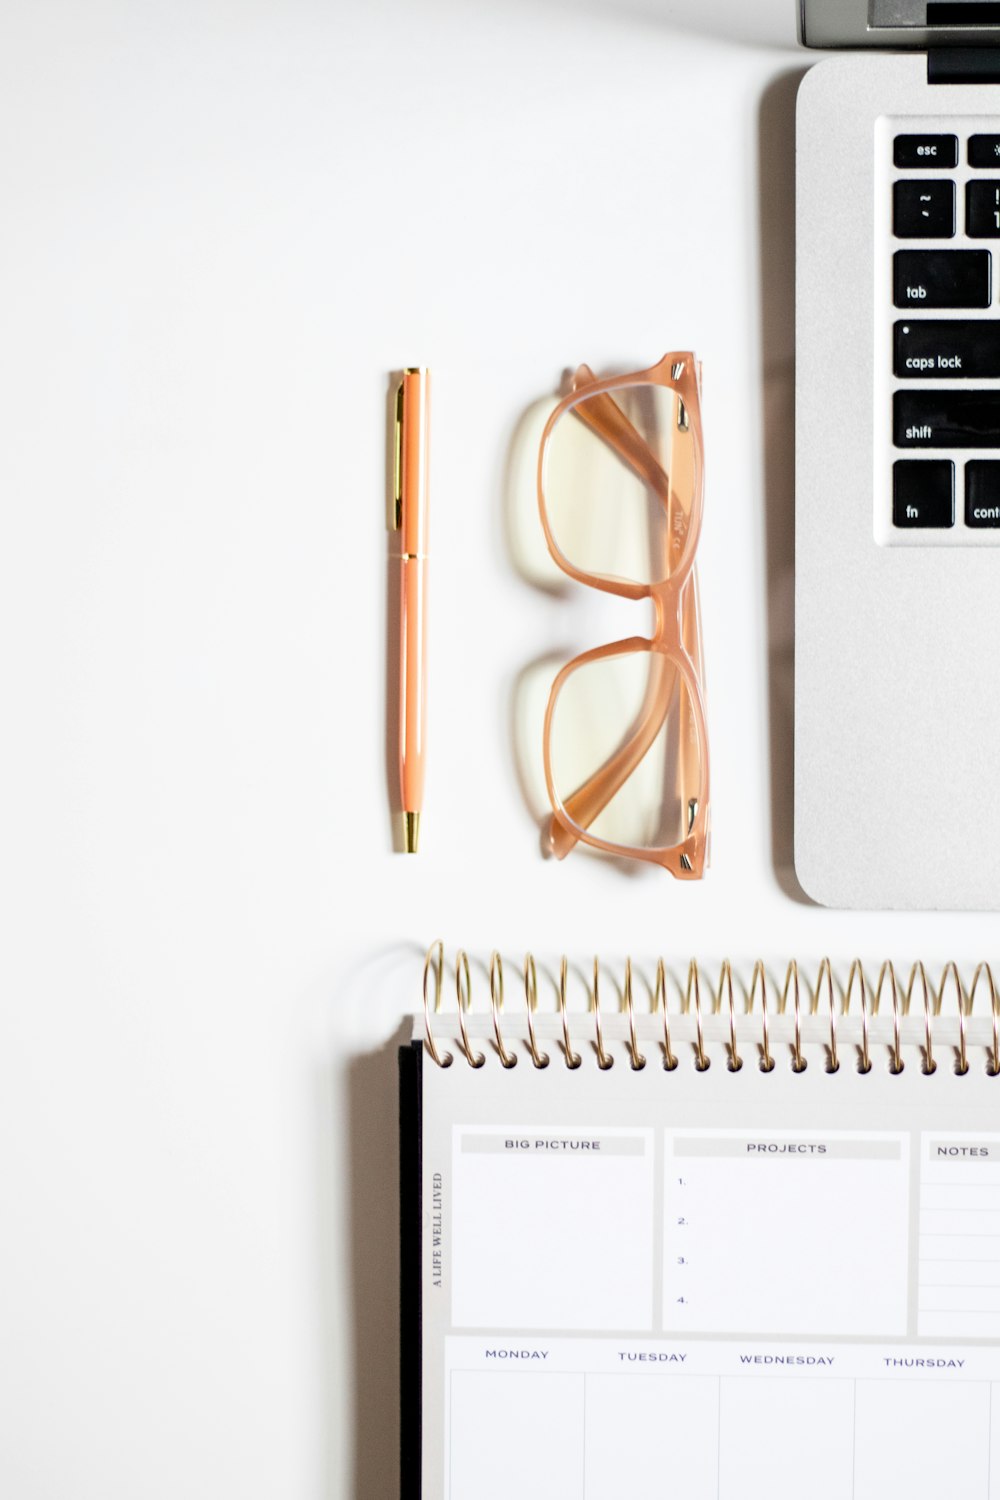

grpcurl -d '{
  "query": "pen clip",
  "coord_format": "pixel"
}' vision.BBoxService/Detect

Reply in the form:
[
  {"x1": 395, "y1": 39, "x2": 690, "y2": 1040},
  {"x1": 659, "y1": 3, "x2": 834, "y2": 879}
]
[{"x1": 392, "y1": 379, "x2": 404, "y2": 531}]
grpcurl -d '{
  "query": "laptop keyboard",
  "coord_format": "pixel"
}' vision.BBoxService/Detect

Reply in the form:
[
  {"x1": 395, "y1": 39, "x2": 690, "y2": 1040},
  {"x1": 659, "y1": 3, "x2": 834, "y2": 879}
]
[{"x1": 880, "y1": 119, "x2": 1000, "y2": 541}]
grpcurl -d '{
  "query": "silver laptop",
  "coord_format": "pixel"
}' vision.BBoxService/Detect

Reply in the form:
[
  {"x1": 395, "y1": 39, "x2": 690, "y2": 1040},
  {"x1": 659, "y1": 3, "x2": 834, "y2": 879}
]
[{"x1": 796, "y1": 0, "x2": 1000, "y2": 907}]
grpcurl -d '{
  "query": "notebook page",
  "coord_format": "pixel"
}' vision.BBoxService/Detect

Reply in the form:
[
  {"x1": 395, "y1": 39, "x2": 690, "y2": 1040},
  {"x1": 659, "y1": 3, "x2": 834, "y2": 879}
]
[{"x1": 413, "y1": 1018, "x2": 1000, "y2": 1500}]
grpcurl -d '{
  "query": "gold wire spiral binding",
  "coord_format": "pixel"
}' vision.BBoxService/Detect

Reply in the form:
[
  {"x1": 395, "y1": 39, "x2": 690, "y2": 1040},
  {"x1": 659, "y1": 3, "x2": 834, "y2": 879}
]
[
  {"x1": 938, "y1": 961, "x2": 968, "y2": 1075},
  {"x1": 422, "y1": 940, "x2": 453, "y2": 1068},
  {"x1": 624, "y1": 959, "x2": 646, "y2": 1071},
  {"x1": 423, "y1": 950, "x2": 998, "y2": 1076},
  {"x1": 906, "y1": 961, "x2": 935, "y2": 1074},
  {"x1": 592, "y1": 957, "x2": 613, "y2": 1070},
  {"x1": 749, "y1": 961, "x2": 774, "y2": 1073},
  {"x1": 655, "y1": 959, "x2": 678, "y2": 1070},
  {"x1": 875, "y1": 960, "x2": 903, "y2": 1075},
  {"x1": 969, "y1": 962, "x2": 1000, "y2": 1076},
  {"x1": 814, "y1": 957, "x2": 838, "y2": 1073},
  {"x1": 558, "y1": 956, "x2": 581, "y2": 1070},
  {"x1": 488, "y1": 952, "x2": 518, "y2": 1069},
  {"x1": 455, "y1": 950, "x2": 485, "y2": 1068},
  {"x1": 718, "y1": 960, "x2": 742, "y2": 1072},
  {"x1": 522, "y1": 954, "x2": 550, "y2": 1069},
  {"x1": 685, "y1": 959, "x2": 709, "y2": 1071},
  {"x1": 845, "y1": 959, "x2": 871, "y2": 1073},
  {"x1": 781, "y1": 960, "x2": 806, "y2": 1072}
]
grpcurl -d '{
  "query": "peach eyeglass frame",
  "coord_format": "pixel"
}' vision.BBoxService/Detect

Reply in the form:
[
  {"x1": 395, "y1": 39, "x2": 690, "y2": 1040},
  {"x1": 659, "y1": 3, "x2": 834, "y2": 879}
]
[{"x1": 537, "y1": 352, "x2": 709, "y2": 879}]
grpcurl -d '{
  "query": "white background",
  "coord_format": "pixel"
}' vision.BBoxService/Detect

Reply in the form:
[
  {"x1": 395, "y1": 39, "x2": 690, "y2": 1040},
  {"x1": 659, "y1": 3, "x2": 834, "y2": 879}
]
[{"x1": 1, "y1": 2, "x2": 993, "y2": 1497}]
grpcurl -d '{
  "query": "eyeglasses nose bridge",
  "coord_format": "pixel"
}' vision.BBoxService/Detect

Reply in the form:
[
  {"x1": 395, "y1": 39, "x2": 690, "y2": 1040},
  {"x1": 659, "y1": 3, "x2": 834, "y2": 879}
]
[{"x1": 651, "y1": 576, "x2": 686, "y2": 641}]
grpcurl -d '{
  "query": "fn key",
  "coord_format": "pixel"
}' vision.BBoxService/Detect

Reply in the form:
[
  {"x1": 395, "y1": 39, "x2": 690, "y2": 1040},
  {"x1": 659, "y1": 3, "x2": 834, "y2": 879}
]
[{"x1": 893, "y1": 461, "x2": 954, "y2": 528}]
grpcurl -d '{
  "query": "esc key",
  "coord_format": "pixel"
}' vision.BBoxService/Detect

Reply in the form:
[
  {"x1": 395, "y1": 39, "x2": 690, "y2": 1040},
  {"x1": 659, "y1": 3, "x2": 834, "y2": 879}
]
[{"x1": 894, "y1": 134, "x2": 958, "y2": 169}]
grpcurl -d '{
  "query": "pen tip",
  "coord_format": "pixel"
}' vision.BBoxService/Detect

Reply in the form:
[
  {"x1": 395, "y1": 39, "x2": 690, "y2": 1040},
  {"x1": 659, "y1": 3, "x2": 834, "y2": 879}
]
[{"x1": 403, "y1": 812, "x2": 420, "y2": 854}]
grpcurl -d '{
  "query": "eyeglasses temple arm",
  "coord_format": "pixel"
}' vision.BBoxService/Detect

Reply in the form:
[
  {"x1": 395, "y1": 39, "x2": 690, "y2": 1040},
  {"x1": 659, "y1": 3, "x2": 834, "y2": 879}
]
[
  {"x1": 569, "y1": 384, "x2": 673, "y2": 508},
  {"x1": 569, "y1": 374, "x2": 697, "y2": 587},
  {"x1": 548, "y1": 581, "x2": 705, "y2": 858},
  {"x1": 548, "y1": 648, "x2": 672, "y2": 857}
]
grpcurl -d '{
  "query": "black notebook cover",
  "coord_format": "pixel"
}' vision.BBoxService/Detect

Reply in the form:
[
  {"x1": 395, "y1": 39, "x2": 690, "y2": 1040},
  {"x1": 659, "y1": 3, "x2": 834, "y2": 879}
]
[{"x1": 398, "y1": 1040, "x2": 423, "y2": 1500}]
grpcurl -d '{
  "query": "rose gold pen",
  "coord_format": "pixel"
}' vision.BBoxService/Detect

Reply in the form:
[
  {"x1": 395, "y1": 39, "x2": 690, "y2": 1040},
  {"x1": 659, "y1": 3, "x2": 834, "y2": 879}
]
[{"x1": 392, "y1": 368, "x2": 430, "y2": 853}]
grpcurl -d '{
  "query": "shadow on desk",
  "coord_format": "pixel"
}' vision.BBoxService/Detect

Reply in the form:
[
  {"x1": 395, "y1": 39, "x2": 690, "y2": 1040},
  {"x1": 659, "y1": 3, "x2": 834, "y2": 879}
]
[
  {"x1": 758, "y1": 65, "x2": 813, "y2": 904},
  {"x1": 343, "y1": 1027, "x2": 409, "y2": 1498},
  {"x1": 320, "y1": 944, "x2": 422, "y2": 1499}
]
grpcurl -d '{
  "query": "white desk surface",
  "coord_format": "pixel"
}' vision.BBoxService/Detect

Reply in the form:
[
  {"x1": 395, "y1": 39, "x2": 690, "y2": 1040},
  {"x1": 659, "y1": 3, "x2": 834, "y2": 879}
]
[{"x1": 2, "y1": 2, "x2": 990, "y2": 1496}]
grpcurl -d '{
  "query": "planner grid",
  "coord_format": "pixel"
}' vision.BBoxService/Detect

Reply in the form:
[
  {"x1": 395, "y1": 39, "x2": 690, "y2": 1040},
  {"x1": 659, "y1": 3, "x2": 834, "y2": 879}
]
[{"x1": 413, "y1": 1013, "x2": 1000, "y2": 1500}]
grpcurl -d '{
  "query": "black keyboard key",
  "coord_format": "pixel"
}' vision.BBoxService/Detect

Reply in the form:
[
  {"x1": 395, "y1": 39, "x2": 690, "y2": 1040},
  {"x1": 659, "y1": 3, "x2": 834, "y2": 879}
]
[
  {"x1": 969, "y1": 134, "x2": 1000, "y2": 168},
  {"x1": 894, "y1": 133, "x2": 958, "y2": 168},
  {"x1": 894, "y1": 180, "x2": 955, "y2": 238},
  {"x1": 894, "y1": 390, "x2": 1000, "y2": 448},
  {"x1": 893, "y1": 249, "x2": 991, "y2": 308},
  {"x1": 965, "y1": 461, "x2": 1000, "y2": 525},
  {"x1": 893, "y1": 461, "x2": 954, "y2": 527},
  {"x1": 967, "y1": 180, "x2": 1000, "y2": 237},
  {"x1": 894, "y1": 319, "x2": 1000, "y2": 378}
]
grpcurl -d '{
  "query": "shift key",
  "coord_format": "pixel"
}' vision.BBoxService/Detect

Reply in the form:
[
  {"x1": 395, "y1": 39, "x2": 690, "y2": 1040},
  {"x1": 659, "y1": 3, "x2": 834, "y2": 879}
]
[
  {"x1": 894, "y1": 390, "x2": 1000, "y2": 447},
  {"x1": 893, "y1": 249, "x2": 991, "y2": 308}
]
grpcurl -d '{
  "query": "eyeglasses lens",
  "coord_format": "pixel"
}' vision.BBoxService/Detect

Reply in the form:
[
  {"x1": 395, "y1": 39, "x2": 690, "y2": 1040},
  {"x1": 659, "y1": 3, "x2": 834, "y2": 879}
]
[
  {"x1": 542, "y1": 381, "x2": 695, "y2": 588},
  {"x1": 548, "y1": 648, "x2": 702, "y2": 853}
]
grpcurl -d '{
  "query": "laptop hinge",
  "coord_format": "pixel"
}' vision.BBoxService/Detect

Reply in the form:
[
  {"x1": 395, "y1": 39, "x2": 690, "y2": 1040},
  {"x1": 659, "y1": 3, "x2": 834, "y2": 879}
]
[
  {"x1": 927, "y1": 44, "x2": 1000, "y2": 79},
  {"x1": 802, "y1": 0, "x2": 1000, "y2": 49}
]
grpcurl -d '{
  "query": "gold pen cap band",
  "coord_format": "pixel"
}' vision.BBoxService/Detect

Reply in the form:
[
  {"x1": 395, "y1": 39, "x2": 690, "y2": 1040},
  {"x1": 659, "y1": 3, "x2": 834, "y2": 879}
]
[{"x1": 395, "y1": 368, "x2": 430, "y2": 553}]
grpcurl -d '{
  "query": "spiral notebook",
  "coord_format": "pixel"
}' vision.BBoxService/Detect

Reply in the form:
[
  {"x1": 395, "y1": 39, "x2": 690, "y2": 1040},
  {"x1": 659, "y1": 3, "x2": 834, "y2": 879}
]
[{"x1": 400, "y1": 953, "x2": 1000, "y2": 1500}]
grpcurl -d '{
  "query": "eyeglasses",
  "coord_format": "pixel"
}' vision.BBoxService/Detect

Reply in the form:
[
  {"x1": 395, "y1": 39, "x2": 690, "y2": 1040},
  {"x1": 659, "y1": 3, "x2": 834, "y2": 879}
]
[{"x1": 537, "y1": 352, "x2": 709, "y2": 878}]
